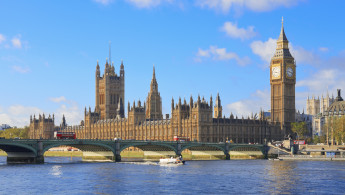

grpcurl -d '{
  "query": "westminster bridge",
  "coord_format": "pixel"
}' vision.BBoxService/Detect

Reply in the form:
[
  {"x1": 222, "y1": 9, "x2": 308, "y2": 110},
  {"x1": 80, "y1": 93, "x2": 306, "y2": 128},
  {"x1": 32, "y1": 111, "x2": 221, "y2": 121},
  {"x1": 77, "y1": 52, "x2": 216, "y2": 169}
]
[{"x1": 0, "y1": 139, "x2": 268, "y2": 163}]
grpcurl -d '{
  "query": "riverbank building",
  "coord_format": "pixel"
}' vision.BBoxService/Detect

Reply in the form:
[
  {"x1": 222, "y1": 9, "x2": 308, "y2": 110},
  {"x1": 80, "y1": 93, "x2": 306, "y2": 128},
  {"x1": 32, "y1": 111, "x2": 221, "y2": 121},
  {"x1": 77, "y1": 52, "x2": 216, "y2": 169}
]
[{"x1": 29, "y1": 20, "x2": 296, "y2": 143}]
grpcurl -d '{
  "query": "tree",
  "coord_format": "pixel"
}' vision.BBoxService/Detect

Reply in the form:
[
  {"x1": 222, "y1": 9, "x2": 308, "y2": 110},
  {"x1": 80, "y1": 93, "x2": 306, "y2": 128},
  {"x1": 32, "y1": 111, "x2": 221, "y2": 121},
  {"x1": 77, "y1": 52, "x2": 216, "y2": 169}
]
[
  {"x1": 333, "y1": 116, "x2": 345, "y2": 145},
  {"x1": 323, "y1": 116, "x2": 345, "y2": 145},
  {"x1": 313, "y1": 136, "x2": 320, "y2": 144},
  {"x1": 19, "y1": 126, "x2": 29, "y2": 139},
  {"x1": 291, "y1": 122, "x2": 308, "y2": 140},
  {"x1": 0, "y1": 127, "x2": 29, "y2": 139}
]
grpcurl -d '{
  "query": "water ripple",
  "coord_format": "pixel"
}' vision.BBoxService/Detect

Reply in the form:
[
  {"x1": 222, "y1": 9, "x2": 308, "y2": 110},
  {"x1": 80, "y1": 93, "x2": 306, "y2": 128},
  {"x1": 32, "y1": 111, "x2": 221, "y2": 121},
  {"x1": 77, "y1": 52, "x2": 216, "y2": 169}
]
[{"x1": 0, "y1": 157, "x2": 344, "y2": 194}]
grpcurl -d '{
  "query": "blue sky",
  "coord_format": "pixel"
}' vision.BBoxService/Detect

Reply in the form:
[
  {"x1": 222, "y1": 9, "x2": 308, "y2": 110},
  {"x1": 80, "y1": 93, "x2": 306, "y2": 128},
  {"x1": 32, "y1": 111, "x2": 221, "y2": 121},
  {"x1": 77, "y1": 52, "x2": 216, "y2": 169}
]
[{"x1": 1, "y1": 0, "x2": 345, "y2": 127}]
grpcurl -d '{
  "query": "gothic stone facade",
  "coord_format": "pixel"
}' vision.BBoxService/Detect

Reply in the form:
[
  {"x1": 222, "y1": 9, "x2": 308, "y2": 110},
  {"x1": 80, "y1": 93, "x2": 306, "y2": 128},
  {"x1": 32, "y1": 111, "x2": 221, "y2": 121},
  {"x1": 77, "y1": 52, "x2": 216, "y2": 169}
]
[
  {"x1": 29, "y1": 21, "x2": 291, "y2": 143},
  {"x1": 29, "y1": 114, "x2": 56, "y2": 139},
  {"x1": 74, "y1": 95, "x2": 282, "y2": 143},
  {"x1": 29, "y1": 61, "x2": 283, "y2": 143}
]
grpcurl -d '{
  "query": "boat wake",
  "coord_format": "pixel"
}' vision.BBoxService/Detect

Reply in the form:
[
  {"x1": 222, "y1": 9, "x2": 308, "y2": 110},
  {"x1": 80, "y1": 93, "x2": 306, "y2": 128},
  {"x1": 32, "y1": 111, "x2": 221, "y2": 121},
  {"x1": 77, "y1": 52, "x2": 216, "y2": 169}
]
[{"x1": 120, "y1": 161, "x2": 158, "y2": 166}]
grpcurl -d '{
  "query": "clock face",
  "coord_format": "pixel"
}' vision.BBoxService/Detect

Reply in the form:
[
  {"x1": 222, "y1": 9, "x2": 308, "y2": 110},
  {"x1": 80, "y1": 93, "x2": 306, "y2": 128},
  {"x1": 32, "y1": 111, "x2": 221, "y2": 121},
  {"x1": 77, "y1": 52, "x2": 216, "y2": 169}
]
[
  {"x1": 287, "y1": 67, "x2": 294, "y2": 77},
  {"x1": 272, "y1": 66, "x2": 280, "y2": 78}
]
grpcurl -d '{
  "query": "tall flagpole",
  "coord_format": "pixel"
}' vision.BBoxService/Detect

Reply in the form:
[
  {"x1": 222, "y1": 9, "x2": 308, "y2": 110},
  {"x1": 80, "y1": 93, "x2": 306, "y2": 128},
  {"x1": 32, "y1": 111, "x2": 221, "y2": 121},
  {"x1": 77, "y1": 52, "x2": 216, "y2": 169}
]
[{"x1": 109, "y1": 41, "x2": 111, "y2": 65}]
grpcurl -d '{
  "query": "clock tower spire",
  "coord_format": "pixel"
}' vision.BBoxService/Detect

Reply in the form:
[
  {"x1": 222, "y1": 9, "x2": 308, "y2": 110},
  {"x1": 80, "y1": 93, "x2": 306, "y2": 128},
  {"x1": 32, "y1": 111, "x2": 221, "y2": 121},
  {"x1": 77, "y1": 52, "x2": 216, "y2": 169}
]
[{"x1": 270, "y1": 17, "x2": 296, "y2": 134}]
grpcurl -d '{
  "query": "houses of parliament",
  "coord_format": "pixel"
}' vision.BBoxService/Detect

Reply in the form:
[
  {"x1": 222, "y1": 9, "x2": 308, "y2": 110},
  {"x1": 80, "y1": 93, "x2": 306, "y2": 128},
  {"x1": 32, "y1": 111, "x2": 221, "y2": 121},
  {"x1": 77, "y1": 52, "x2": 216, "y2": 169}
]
[{"x1": 29, "y1": 20, "x2": 295, "y2": 144}]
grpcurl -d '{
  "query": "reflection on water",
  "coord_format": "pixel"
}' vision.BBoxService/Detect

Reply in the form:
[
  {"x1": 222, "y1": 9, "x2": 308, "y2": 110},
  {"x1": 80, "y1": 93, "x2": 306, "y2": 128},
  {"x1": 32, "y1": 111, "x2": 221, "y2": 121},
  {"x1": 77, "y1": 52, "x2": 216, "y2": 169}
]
[
  {"x1": 265, "y1": 161, "x2": 298, "y2": 194},
  {"x1": 0, "y1": 157, "x2": 344, "y2": 194},
  {"x1": 50, "y1": 165, "x2": 63, "y2": 177}
]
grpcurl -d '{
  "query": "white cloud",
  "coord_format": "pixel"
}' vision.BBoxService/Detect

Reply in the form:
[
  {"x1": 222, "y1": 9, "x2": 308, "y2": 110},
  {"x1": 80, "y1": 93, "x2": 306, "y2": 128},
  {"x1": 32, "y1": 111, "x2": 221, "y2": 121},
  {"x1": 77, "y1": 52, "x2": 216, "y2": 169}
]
[
  {"x1": 224, "y1": 88, "x2": 313, "y2": 118},
  {"x1": 225, "y1": 89, "x2": 270, "y2": 117},
  {"x1": 319, "y1": 47, "x2": 329, "y2": 52},
  {"x1": 11, "y1": 37, "x2": 22, "y2": 48},
  {"x1": 0, "y1": 114, "x2": 14, "y2": 126},
  {"x1": 221, "y1": 22, "x2": 256, "y2": 40},
  {"x1": 0, "y1": 105, "x2": 43, "y2": 127},
  {"x1": 126, "y1": 0, "x2": 173, "y2": 8},
  {"x1": 12, "y1": 65, "x2": 30, "y2": 73},
  {"x1": 93, "y1": 0, "x2": 113, "y2": 5},
  {"x1": 297, "y1": 69, "x2": 343, "y2": 93},
  {"x1": 291, "y1": 45, "x2": 320, "y2": 65},
  {"x1": 295, "y1": 68, "x2": 345, "y2": 111},
  {"x1": 0, "y1": 34, "x2": 28, "y2": 49},
  {"x1": 250, "y1": 38, "x2": 276, "y2": 63},
  {"x1": 54, "y1": 102, "x2": 83, "y2": 126},
  {"x1": 8, "y1": 105, "x2": 43, "y2": 116},
  {"x1": 250, "y1": 37, "x2": 320, "y2": 67},
  {"x1": 196, "y1": 0, "x2": 302, "y2": 13},
  {"x1": 0, "y1": 34, "x2": 5, "y2": 44},
  {"x1": 0, "y1": 99, "x2": 84, "y2": 128},
  {"x1": 50, "y1": 96, "x2": 67, "y2": 103},
  {"x1": 196, "y1": 45, "x2": 250, "y2": 66}
]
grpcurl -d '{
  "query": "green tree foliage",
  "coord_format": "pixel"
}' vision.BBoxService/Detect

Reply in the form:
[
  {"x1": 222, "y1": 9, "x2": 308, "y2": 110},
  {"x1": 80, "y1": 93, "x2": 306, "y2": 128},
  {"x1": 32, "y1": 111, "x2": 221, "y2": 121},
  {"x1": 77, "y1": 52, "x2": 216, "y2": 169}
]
[
  {"x1": 323, "y1": 116, "x2": 345, "y2": 145},
  {"x1": 291, "y1": 122, "x2": 308, "y2": 140},
  {"x1": 305, "y1": 137, "x2": 312, "y2": 144},
  {"x1": 313, "y1": 136, "x2": 320, "y2": 144},
  {"x1": 332, "y1": 116, "x2": 345, "y2": 145},
  {"x1": 319, "y1": 135, "x2": 326, "y2": 143},
  {"x1": 0, "y1": 127, "x2": 30, "y2": 139}
]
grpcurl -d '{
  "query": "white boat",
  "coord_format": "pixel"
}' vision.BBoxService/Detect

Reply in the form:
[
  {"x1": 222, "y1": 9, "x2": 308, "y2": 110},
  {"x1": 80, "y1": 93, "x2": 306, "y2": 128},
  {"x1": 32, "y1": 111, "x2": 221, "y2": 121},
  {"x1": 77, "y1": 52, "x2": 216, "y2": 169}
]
[{"x1": 159, "y1": 157, "x2": 185, "y2": 165}]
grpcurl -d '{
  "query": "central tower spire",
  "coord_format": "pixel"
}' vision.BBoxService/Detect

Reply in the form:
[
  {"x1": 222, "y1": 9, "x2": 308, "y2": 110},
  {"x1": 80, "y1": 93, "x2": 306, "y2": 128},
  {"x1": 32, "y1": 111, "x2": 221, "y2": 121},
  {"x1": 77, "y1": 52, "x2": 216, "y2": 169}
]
[
  {"x1": 150, "y1": 64, "x2": 158, "y2": 92},
  {"x1": 146, "y1": 64, "x2": 162, "y2": 119},
  {"x1": 152, "y1": 64, "x2": 156, "y2": 80}
]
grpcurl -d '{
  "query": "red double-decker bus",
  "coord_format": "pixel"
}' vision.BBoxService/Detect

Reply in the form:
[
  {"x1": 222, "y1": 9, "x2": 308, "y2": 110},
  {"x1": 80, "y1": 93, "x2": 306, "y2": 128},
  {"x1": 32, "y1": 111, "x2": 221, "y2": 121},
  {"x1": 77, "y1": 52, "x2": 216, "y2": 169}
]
[
  {"x1": 294, "y1": 140, "x2": 305, "y2": 145},
  {"x1": 54, "y1": 132, "x2": 76, "y2": 139},
  {"x1": 173, "y1": 136, "x2": 190, "y2": 142}
]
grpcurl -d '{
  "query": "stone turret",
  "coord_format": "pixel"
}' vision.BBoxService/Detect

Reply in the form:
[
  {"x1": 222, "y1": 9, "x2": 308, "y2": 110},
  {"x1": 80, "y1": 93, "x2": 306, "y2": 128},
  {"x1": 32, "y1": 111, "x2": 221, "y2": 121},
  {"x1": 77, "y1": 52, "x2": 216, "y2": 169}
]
[
  {"x1": 95, "y1": 54, "x2": 125, "y2": 120},
  {"x1": 214, "y1": 93, "x2": 222, "y2": 118},
  {"x1": 128, "y1": 99, "x2": 145, "y2": 125}
]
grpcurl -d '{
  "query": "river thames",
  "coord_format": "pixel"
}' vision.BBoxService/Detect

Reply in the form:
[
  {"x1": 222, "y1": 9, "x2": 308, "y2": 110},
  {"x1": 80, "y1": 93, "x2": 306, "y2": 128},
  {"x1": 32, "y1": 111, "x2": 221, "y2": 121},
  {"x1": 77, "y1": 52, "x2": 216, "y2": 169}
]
[{"x1": 0, "y1": 157, "x2": 344, "y2": 194}]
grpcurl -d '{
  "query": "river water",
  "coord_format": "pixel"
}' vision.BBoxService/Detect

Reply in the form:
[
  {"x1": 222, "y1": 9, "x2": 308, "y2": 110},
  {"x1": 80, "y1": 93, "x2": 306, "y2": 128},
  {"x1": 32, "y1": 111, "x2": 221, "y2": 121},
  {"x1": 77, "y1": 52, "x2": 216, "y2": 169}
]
[{"x1": 0, "y1": 156, "x2": 344, "y2": 194}]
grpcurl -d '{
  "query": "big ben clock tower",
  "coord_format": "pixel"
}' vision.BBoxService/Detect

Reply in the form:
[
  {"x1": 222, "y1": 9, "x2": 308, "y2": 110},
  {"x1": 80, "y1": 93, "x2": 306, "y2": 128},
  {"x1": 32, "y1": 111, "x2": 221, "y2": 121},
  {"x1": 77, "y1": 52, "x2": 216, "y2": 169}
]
[{"x1": 270, "y1": 17, "x2": 296, "y2": 132}]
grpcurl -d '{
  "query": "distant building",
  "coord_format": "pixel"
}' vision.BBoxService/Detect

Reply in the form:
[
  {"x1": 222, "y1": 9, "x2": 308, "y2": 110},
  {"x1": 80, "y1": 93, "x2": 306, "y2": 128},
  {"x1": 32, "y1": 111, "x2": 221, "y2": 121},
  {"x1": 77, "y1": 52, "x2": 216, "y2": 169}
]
[
  {"x1": 323, "y1": 89, "x2": 345, "y2": 144},
  {"x1": 261, "y1": 110, "x2": 313, "y2": 136},
  {"x1": 295, "y1": 110, "x2": 313, "y2": 135},
  {"x1": 29, "y1": 114, "x2": 56, "y2": 139},
  {"x1": 306, "y1": 91, "x2": 335, "y2": 136},
  {"x1": 0, "y1": 124, "x2": 11, "y2": 131}
]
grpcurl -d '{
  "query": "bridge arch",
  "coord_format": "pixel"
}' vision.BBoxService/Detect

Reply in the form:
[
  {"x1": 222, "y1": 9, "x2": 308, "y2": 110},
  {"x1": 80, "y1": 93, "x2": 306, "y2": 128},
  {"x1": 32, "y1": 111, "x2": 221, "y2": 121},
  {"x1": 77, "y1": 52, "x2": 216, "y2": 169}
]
[
  {"x1": 42, "y1": 141, "x2": 118, "y2": 162},
  {"x1": 42, "y1": 142, "x2": 116, "y2": 154},
  {"x1": 0, "y1": 142, "x2": 37, "y2": 155},
  {"x1": 229, "y1": 145, "x2": 263, "y2": 152},
  {"x1": 229, "y1": 145, "x2": 266, "y2": 158},
  {"x1": 120, "y1": 142, "x2": 177, "y2": 153},
  {"x1": 181, "y1": 144, "x2": 226, "y2": 154},
  {"x1": 180, "y1": 143, "x2": 228, "y2": 160},
  {"x1": 0, "y1": 142, "x2": 39, "y2": 163}
]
